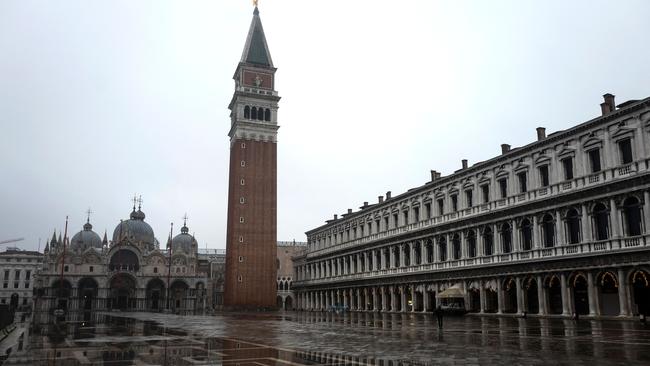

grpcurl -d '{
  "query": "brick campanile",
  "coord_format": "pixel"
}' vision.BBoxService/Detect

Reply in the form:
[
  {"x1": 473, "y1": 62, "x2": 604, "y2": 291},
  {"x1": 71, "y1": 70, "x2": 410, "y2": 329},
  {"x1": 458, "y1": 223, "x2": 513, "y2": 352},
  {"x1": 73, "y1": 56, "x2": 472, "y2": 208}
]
[{"x1": 224, "y1": 6, "x2": 280, "y2": 310}]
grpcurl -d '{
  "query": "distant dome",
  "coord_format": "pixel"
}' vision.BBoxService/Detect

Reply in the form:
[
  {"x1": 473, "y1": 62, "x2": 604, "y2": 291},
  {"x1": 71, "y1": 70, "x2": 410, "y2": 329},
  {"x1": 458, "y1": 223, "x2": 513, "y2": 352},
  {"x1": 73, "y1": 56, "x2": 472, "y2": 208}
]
[
  {"x1": 112, "y1": 207, "x2": 156, "y2": 250},
  {"x1": 70, "y1": 221, "x2": 102, "y2": 251},
  {"x1": 171, "y1": 223, "x2": 196, "y2": 254}
]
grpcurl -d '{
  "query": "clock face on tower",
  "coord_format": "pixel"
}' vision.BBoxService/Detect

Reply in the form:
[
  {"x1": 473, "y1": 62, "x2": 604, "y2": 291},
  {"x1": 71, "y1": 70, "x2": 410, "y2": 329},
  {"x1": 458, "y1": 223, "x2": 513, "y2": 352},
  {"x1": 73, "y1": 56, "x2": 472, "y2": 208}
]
[{"x1": 243, "y1": 70, "x2": 273, "y2": 89}]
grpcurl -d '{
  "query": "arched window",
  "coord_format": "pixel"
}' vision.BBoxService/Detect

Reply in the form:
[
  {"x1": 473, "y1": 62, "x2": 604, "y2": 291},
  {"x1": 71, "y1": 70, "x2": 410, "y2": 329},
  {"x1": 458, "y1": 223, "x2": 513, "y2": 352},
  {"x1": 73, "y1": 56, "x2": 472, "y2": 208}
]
[
  {"x1": 542, "y1": 214, "x2": 555, "y2": 247},
  {"x1": 593, "y1": 203, "x2": 609, "y2": 240},
  {"x1": 483, "y1": 227, "x2": 493, "y2": 256},
  {"x1": 264, "y1": 108, "x2": 271, "y2": 121},
  {"x1": 403, "y1": 246, "x2": 410, "y2": 266},
  {"x1": 623, "y1": 197, "x2": 643, "y2": 236},
  {"x1": 414, "y1": 243, "x2": 421, "y2": 265},
  {"x1": 501, "y1": 223, "x2": 512, "y2": 253},
  {"x1": 521, "y1": 218, "x2": 533, "y2": 250},
  {"x1": 452, "y1": 234, "x2": 461, "y2": 260},
  {"x1": 257, "y1": 107, "x2": 264, "y2": 120},
  {"x1": 393, "y1": 246, "x2": 400, "y2": 267},
  {"x1": 251, "y1": 107, "x2": 257, "y2": 120},
  {"x1": 467, "y1": 230, "x2": 477, "y2": 258},
  {"x1": 566, "y1": 208, "x2": 581, "y2": 244},
  {"x1": 244, "y1": 106, "x2": 250, "y2": 119},
  {"x1": 438, "y1": 237, "x2": 447, "y2": 262}
]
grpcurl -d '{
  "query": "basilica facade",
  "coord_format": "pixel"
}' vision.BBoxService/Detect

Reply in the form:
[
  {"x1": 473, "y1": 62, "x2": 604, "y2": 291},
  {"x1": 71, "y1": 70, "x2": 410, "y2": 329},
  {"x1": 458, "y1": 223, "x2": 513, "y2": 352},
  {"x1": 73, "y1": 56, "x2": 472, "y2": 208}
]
[
  {"x1": 33, "y1": 204, "x2": 208, "y2": 326},
  {"x1": 293, "y1": 94, "x2": 650, "y2": 319}
]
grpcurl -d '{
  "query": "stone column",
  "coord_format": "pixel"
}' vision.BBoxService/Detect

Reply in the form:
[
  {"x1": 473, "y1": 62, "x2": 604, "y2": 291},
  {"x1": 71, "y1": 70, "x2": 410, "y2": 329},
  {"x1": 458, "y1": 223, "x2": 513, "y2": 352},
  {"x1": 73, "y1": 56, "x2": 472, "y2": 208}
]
[
  {"x1": 532, "y1": 215, "x2": 540, "y2": 249},
  {"x1": 460, "y1": 232, "x2": 466, "y2": 259},
  {"x1": 400, "y1": 245, "x2": 406, "y2": 267},
  {"x1": 422, "y1": 287, "x2": 429, "y2": 312},
  {"x1": 512, "y1": 220, "x2": 520, "y2": 252},
  {"x1": 479, "y1": 286, "x2": 486, "y2": 313},
  {"x1": 381, "y1": 287, "x2": 388, "y2": 312},
  {"x1": 516, "y1": 277, "x2": 524, "y2": 315},
  {"x1": 391, "y1": 286, "x2": 398, "y2": 312},
  {"x1": 411, "y1": 285, "x2": 418, "y2": 312},
  {"x1": 644, "y1": 190, "x2": 650, "y2": 234},
  {"x1": 373, "y1": 288, "x2": 379, "y2": 311},
  {"x1": 446, "y1": 234, "x2": 453, "y2": 260},
  {"x1": 537, "y1": 275, "x2": 547, "y2": 315},
  {"x1": 390, "y1": 247, "x2": 396, "y2": 268},
  {"x1": 400, "y1": 286, "x2": 407, "y2": 313},
  {"x1": 357, "y1": 289, "x2": 362, "y2": 311},
  {"x1": 581, "y1": 204, "x2": 592, "y2": 243},
  {"x1": 610, "y1": 199, "x2": 621, "y2": 238},
  {"x1": 556, "y1": 210, "x2": 565, "y2": 246},
  {"x1": 477, "y1": 233, "x2": 484, "y2": 258},
  {"x1": 343, "y1": 289, "x2": 349, "y2": 308},
  {"x1": 618, "y1": 268, "x2": 630, "y2": 316},
  {"x1": 363, "y1": 288, "x2": 369, "y2": 311},
  {"x1": 432, "y1": 237, "x2": 439, "y2": 263},
  {"x1": 496, "y1": 278, "x2": 504, "y2": 314},
  {"x1": 587, "y1": 272, "x2": 598, "y2": 316},
  {"x1": 381, "y1": 249, "x2": 387, "y2": 269},
  {"x1": 494, "y1": 224, "x2": 501, "y2": 255},
  {"x1": 561, "y1": 273, "x2": 571, "y2": 316}
]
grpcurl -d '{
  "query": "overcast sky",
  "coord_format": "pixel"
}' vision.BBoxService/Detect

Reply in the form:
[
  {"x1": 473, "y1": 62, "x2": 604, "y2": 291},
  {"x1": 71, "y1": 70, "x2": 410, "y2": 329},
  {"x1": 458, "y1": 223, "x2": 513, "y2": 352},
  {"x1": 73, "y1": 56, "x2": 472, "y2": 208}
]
[{"x1": 1, "y1": 1, "x2": 649, "y2": 251}]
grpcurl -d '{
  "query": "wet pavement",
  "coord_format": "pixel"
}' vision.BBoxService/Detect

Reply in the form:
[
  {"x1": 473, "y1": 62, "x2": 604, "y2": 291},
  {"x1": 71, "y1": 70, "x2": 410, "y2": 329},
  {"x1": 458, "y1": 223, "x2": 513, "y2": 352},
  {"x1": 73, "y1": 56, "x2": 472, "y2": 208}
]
[{"x1": 4, "y1": 311, "x2": 650, "y2": 365}]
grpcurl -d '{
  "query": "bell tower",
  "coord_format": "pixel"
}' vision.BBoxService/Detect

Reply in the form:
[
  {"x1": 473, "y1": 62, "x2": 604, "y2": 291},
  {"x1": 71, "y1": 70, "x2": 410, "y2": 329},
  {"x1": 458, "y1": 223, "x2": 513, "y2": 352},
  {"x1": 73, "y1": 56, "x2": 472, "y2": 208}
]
[{"x1": 224, "y1": 5, "x2": 280, "y2": 309}]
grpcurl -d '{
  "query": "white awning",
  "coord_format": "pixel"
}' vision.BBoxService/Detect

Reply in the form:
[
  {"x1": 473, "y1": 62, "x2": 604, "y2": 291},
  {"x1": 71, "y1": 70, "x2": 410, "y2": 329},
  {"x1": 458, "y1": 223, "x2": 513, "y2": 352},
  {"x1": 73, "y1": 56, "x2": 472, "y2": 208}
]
[{"x1": 437, "y1": 285, "x2": 465, "y2": 299}]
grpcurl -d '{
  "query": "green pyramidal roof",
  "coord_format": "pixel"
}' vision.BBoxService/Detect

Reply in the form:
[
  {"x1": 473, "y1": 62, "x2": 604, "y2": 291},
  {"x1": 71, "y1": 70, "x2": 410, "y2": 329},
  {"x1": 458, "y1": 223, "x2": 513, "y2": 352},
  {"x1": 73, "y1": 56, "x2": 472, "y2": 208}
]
[{"x1": 241, "y1": 7, "x2": 273, "y2": 67}]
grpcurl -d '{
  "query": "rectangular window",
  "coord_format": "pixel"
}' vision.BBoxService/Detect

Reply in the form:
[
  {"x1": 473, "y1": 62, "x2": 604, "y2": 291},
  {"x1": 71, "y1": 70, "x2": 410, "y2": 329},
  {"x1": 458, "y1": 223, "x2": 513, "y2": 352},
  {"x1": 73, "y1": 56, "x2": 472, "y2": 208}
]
[
  {"x1": 25, "y1": 270, "x2": 31, "y2": 279},
  {"x1": 517, "y1": 172, "x2": 527, "y2": 193},
  {"x1": 403, "y1": 211, "x2": 409, "y2": 225},
  {"x1": 2, "y1": 283, "x2": 7, "y2": 289},
  {"x1": 481, "y1": 184, "x2": 489, "y2": 203},
  {"x1": 539, "y1": 165, "x2": 549, "y2": 187},
  {"x1": 498, "y1": 178, "x2": 508, "y2": 198},
  {"x1": 375, "y1": 220, "x2": 380, "y2": 233},
  {"x1": 3, "y1": 270, "x2": 8, "y2": 280},
  {"x1": 384, "y1": 216, "x2": 389, "y2": 229},
  {"x1": 15, "y1": 270, "x2": 20, "y2": 280},
  {"x1": 25, "y1": 282, "x2": 30, "y2": 289},
  {"x1": 588, "y1": 149, "x2": 601, "y2": 173},
  {"x1": 451, "y1": 195, "x2": 458, "y2": 212},
  {"x1": 393, "y1": 213, "x2": 398, "y2": 228},
  {"x1": 413, "y1": 207, "x2": 420, "y2": 221},
  {"x1": 619, "y1": 138, "x2": 633, "y2": 164},
  {"x1": 465, "y1": 190, "x2": 473, "y2": 208},
  {"x1": 562, "y1": 158, "x2": 574, "y2": 180},
  {"x1": 360, "y1": 225, "x2": 364, "y2": 236},
  {"x1": 89, "y1": 266, "x2": 93, "y2": 273},
  {"x1": 14, "y1": 282, "x2": 18, "y2": 289},
  {"x1": 64, "y1": 265, "x2": 69, "y2": 272},
  {"x1": 425, "y1": 202, "x2": 432, "y2": 218},
  {"x1": 437, "y1": 199, "x2": 444, "y2": 215}
]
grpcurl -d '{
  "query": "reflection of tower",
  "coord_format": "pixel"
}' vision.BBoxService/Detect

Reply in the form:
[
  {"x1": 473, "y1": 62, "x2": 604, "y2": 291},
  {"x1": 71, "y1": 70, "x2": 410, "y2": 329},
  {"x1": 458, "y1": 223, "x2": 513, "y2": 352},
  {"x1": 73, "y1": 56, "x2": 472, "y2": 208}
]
[{"x1": 224, "y1": 5, "x2": 279, "y2": 309}]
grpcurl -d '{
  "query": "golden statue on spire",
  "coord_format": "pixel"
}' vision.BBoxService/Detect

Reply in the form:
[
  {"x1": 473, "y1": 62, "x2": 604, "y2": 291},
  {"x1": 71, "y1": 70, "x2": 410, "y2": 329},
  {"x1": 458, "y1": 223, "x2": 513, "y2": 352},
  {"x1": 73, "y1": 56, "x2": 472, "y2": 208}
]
[{"x1": 253, "y1": 0, "x2": 258, "y2": 7}]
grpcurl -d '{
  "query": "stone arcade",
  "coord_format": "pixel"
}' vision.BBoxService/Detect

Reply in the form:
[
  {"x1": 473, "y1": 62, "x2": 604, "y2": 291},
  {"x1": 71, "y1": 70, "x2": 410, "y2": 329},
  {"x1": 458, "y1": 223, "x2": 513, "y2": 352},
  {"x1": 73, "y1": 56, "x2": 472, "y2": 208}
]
[{"x1": 293, "y1": 94, "x2": 650, "y2": 319}]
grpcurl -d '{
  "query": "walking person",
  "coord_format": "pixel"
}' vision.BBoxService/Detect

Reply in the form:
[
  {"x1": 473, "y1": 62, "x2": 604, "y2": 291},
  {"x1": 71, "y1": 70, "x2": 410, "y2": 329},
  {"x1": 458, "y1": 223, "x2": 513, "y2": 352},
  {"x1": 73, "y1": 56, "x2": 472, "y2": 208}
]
[{"x1": 434, "y1": 305, "x2": 444, "y2": 329}]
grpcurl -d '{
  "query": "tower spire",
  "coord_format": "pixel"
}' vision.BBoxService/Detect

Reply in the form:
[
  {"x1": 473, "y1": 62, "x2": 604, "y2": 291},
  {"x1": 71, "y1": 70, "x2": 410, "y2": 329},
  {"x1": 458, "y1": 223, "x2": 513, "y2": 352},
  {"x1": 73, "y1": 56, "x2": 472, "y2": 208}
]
[{"x1": 240, "y1": 4, "x2": 273, "y2": 67}]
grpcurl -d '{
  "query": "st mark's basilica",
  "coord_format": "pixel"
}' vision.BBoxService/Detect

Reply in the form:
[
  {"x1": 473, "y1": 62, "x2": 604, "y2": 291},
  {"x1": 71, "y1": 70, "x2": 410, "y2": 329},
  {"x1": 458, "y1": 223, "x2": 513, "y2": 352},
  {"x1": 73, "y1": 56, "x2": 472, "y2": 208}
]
[{"x1": 33, "y1": 201, "x2": 208, "y2": 326}]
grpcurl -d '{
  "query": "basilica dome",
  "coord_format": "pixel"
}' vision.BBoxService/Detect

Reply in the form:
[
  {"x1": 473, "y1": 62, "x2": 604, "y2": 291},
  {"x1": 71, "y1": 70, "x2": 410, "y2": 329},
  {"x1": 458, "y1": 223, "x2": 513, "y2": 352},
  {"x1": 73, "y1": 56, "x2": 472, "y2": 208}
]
[
  {"x1": 171, "y1": 223, "x2": 197, "y2": 254},
  {"x1": 112, "y1": 207, "x2": 157, "y2": 250},
  {"x1": 70, "y1": 221, "x2": 102, "y2": 251}
]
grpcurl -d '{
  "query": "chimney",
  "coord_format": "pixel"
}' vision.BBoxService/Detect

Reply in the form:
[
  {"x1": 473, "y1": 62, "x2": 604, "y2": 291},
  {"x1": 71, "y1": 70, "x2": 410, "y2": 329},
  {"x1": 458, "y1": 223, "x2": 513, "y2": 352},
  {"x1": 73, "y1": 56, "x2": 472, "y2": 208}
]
[
  {"x1": 536, "y1": 127, "x2": 546, "y2": 141},
  {"x1": 378, "y1": 195, "x2": 384, "y2": 203},
  {"x1": 430, "y1": 170, "x2": 438, "y2": 181},
  {"x1": 603, "y1": 93, "x2": 616, "y2": 115},
  {"x1": 363, "y1": 201, "x2": 368, "y2": 207},
  {"x1": 347, "y1": 208, "x2": 352, "y2": 214},
  {"x1": 462, "y1": 159, "x2": 468, "y2": 169},
  {"x1": 333, "y1": 214, "x2": 338, "y2": 220},
  {"x1": 386, "y1": 191, "x2": 392, "y2": 200},
  {"x1": 501, "y1": 144, "x2": 511, "y2": 154}
]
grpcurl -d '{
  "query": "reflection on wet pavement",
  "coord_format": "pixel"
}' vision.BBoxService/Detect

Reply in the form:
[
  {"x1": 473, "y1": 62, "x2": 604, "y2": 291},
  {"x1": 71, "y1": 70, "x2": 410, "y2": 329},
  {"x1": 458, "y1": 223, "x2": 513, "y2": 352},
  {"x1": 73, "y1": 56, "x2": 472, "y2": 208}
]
[{"x1": 4, "y1": 311, "x2": 650, "y2": 365}]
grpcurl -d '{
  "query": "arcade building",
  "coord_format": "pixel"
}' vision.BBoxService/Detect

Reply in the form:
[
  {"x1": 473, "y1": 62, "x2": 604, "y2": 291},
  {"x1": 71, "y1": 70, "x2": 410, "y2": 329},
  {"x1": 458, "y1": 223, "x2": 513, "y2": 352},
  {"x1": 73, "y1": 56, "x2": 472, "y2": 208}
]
[{"x1": 293, "y1": 94, "x2": 650, "y2": 319}]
